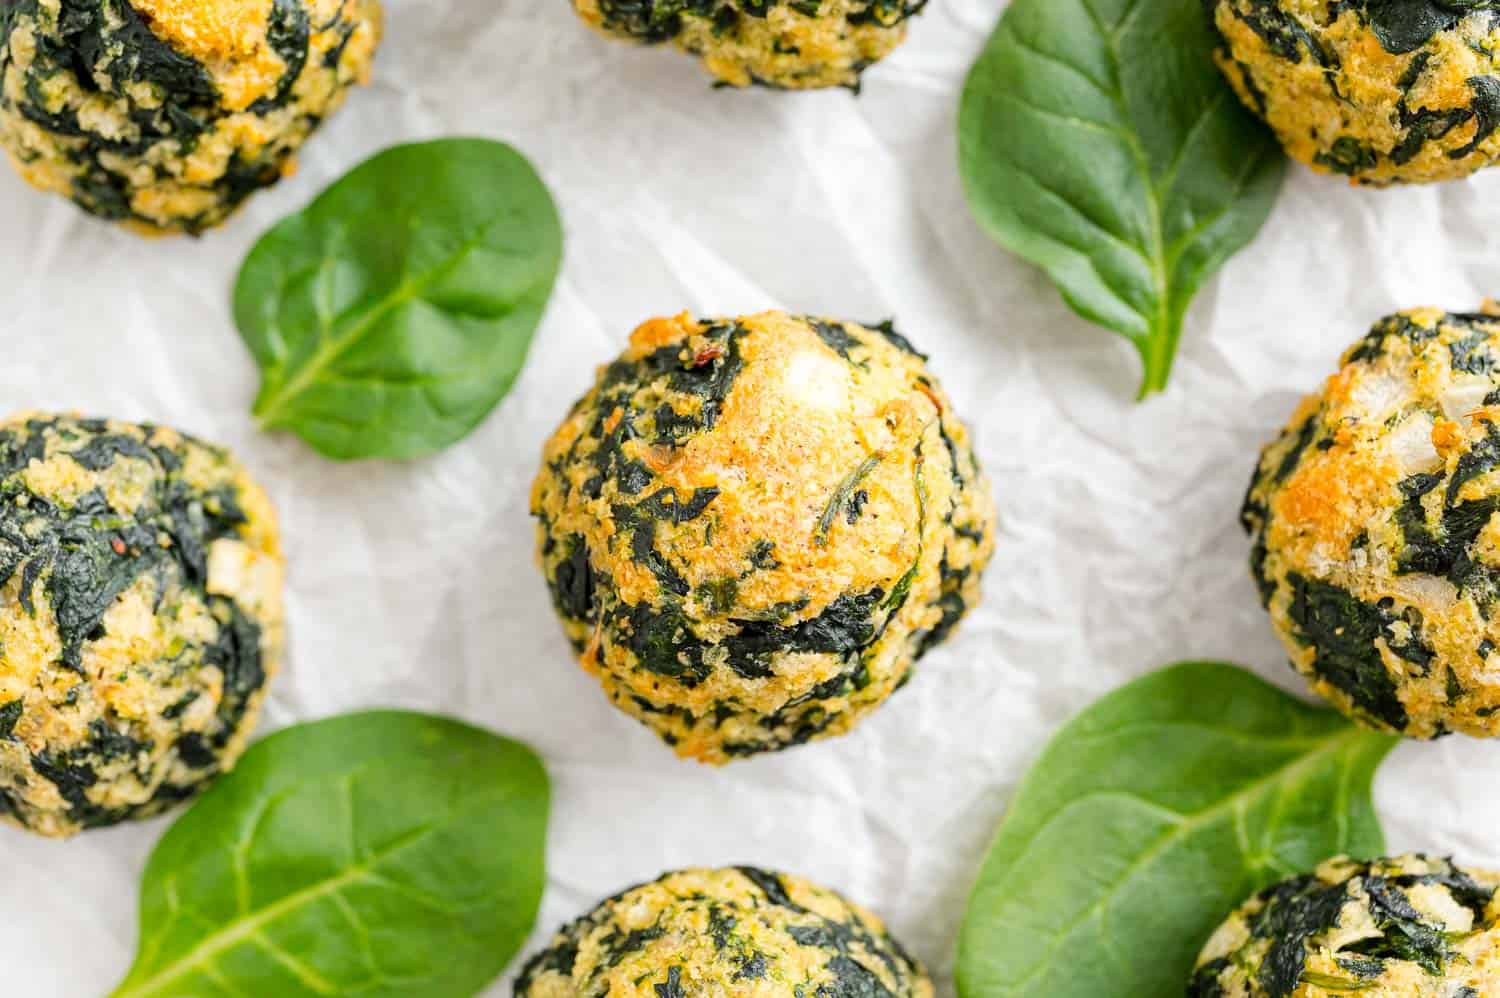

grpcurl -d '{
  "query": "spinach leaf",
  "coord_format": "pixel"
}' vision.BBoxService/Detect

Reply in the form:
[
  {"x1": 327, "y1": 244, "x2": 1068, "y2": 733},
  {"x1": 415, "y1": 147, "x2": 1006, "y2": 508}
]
[
  {"x1": 958, "y1": 0, "x2": 1285, "y2": 397},
  {"x1": 955, "y1": 662, "x2": 1396, "y2": 998},
  {"x1": 235, "y1": 139, "x2": 563, "y2": 460},
  {"x1": 110, "y1": 711, "x2": 550, "y2": 998}
]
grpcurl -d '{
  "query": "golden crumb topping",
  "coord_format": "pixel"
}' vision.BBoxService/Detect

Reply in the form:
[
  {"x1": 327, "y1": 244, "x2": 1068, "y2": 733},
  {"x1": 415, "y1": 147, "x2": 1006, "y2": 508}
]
[
  {"x1": 0, "y1": 412, "x2": 284, "y2": 837},
  {"x1": 129, "y1": 0, "x2": 283, "y2": 110},
  {"x1": 572, "y1": 0, "x2": 921, "y2": 89},
  {"x1": 517, "y1": 867, "x2": 934, "y2": 998},
  {"x1": 0, "y1": 0, "x2": 382, "y2": 232},
  {"x1": 1193, "y1": 855, "x2": 1500, "y2": 997},
  {"x1": 1245, "y1": 305, "x2": 1500, "y2": 738},
  {"x1": 1212, "y1": 1, "x2": 1500, "y2": 184},
  {"x1": 533, "y1": 312, "x2": 994, "y2": 762}
]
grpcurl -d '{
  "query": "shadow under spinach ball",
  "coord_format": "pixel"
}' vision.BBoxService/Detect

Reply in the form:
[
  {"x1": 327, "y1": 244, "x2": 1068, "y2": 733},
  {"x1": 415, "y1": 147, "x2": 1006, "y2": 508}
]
[
  {"x1": 1209, "y1": 1, "x2": 1500, "y2": 184},
  {"x1": 532, "y1": 311, "x2": 994, "y2": 763},
  {"x1": 570, "y1": 0, "x2": 924, "y2": 90},
  {"x1": 515, "y1": 867, "x2": 933, "y2": 998},
  {"x1": 0, "y1": 413, "x2": 284, "y2": 837},
  {"x1": 1244, "y1": 306, "x2": 1500, "y2": 739},
  {"x1": 1190, "y1": 855, "x2": 1500, "y2": 997},
  {"x1": 0, "y1": 0, "x2": 383, "y2": 234}
]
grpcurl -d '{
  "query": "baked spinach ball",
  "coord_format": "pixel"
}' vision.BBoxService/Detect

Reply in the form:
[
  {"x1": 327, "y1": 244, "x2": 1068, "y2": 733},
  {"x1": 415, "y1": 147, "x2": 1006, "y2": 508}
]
[
  {"x1": 1209, "y1": 1, "x2": 1500, "y2": 185},
  {"x1": 0, "y1": 413, "x2": 284, "y2": 837},
  {"x1": 0, "y1": 0, "x2": 383, "y2": 233},
  {"x1": 570, "y1": 0, "x2": 924, "y2": 89},
  {"x1": 532, "y1": 311, "x2": 994, "y2": 763},
  {"x1": 515, "y1": 867, "x2": 934, "y2": 998},
  {"x1": 1243, "y1": 306, "x2": 1500, "y2": 739},
  {"x1": 1189, "y1": 854, "x2": 1500, "y2": 997}
]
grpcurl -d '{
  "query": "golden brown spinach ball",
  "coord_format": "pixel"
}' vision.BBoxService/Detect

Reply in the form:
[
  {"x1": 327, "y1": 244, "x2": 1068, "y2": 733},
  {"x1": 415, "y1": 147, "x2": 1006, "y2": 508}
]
[
  {"x1": 1243, "y1": 306, "x2": 1500, "y2": 739},
  {"x1": 0, "y1": 0, "x2": 382, "y2": 234},
  {"x1": 0, "y1": 413, "x2": 284, "y2": 837},
  {"x1": 570, "y1": 0, "x2": 923, "y2": 90},
  {"x1": 515, "y1": 867, "x2": 933, "y2": 998},
  {"x1": 1209, "y1": 1, "x2": 1500, "y2": 185},
  {"x1": 1190, "y1": 855, "x2": 1500, "y2": 998},
  {"x1": 532, "y1": 312, "x2": 994, "y2": 763}
]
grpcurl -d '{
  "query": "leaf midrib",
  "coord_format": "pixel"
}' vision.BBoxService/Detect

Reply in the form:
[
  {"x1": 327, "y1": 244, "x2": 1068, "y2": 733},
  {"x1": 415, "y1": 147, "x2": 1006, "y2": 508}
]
[
  {"x1": 1015, "y1": 0, "x2": 1255, "y2": 392},
  {"x1": 967, "y1": 725, "x2": 1379, "y2": 994},
  {"x1": 111, "y1": 820, "x2": 442, "y2": 998},
  {"x1": 252, "y1": 213, "x2": 511, "y2": 427},
  {"x1": 1061, "y1": 0, "x2": 1173, "y2": 390}
]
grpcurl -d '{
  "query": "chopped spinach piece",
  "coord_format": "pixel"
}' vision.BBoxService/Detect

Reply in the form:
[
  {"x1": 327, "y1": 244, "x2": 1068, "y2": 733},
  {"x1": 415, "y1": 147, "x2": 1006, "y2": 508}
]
[
  {"x1": 868, "y1": 320, "x2": 926, "y2": 358},
  {"x1": 1284, "y1": 575, "x2": 1410, "y2": 730},
  {"x1": 654, "y1": 965, "x2": 686, "y2": 998},
  {"x1": 748, "y1": 539, "x2": 780, "y2": 570},
  {"x1": 1343, "y1": 876, "x2": 1453, "y2": 973},
  {"x1": 1359, "y1": 0, "x2": 1500, "y2": 54},
  {"x1": 1317, "y1": 136, "x2": 1379, "y2": 176},
  {"x1": 615, "y1": 602, "x2": 709, "y2": 684},
  {"x1": 1273, "y1": 414, "x2": 1320, "y2": 485},
  {"x1": 739, "y1": 866, "x2": 803, "y2": 910},
  {"x1": 641, "y1": 487, "x2": 722, "y2": 524},
  {"x1": 737, "y1": 952, "x2": 768, "y2": 979},
  {"x1": 809, "y1": 318, "x2": 864, "y2": 362},
  {"x1": 815, "y1": 455, "x2": 882, "y2": 546},
  {"x1": 1225, "y1": 0, "x2": 1331, "y2": 62},
  {"x1": 0, "y1": 700, "x2": 20, "y2": 739},
  {"x1": 1334, "y1": 955, "x2": 1386, "y2": 978},
  {"x1": 1251, "y1": 874, "x2": 1350, "y2": 998},
  {"x1": 1187, "y1": 957, "x2": 1230, "y2": 997},
  {"x1": 728, "y1": 589, "x2": 883, "y2": 675},
  {"x1": 550, "y1": 535, "x2": 596, "y2": 624},
  {"x1": 590, "y1": 0, "x2": 923, "y2": 44},
  {"x1": 1296, "y1": 970, "x2": 1374, "y2": 990},
  {"x1": 251, "y1": 0, "x2": 311, "y2": 110},
  {"x1": 1449, "y1": 327, "x2": 1498, "y2": 374},
  {"x1": 911, "y1": 553, "x2": 973, "y2": 657}
]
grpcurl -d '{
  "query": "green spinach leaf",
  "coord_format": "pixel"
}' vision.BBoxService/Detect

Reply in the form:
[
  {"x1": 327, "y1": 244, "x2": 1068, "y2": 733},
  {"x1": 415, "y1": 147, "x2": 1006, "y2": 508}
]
[
  {"x1": 958, "y1": 0, "x2": 1285, "y2": 397},
  {"x1": 236, "y1": 139, "x2": 563, "y2": 460},
  {"x1": 955, "y1": 662, "x2": 1396, "y2": 998},
  {"x1": 111, "y1": 711, "x2": 550, "y2": 998}
]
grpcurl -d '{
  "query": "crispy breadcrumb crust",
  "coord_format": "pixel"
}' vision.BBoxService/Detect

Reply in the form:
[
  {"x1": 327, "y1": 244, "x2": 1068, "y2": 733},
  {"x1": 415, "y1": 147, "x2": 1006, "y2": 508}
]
[
  {"x1": 0, "y1": 412, "x2": 283, "y2": 836},
  {"x1": 1244, "y1": 305, "x2": 1500, "y2": 739},
  {"x1": 532, "y1": 311, "x2": 994, "y2": 763},
  {"x1": 1192, "y1": 855, "x2": 1500, "y2": 997},
  {"x1": 0, "y1": 0, "x2": 381, "y2": 233},
  {"x1": 571, "y1": 0, "x2": 921, "y2": 90},
  {"x1": 1210, "y1": 1, "x2": 1500, "y2": 185},
  {"x1": 516, "y1": 867, "x2": 934, "y2": 998}
]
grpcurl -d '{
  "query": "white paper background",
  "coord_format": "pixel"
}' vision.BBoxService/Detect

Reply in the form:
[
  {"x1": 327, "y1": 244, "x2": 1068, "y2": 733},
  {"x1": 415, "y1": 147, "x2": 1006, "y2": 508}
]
[{"x1": 5, "y1": 1, "x2": 1500, "y2": 994}]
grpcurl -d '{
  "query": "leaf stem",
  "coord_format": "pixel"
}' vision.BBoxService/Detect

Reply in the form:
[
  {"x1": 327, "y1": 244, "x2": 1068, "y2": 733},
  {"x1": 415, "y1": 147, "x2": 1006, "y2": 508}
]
[{"x1": 1136, "y1": 319, "x2": 1178, "y2": 399}]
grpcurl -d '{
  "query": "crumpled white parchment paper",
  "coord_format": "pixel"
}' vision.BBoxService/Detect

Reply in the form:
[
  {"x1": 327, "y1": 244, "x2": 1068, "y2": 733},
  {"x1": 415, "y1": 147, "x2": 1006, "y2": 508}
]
[{"x1": 5, "y1": 1, "x2": 1500, "y2": 994}]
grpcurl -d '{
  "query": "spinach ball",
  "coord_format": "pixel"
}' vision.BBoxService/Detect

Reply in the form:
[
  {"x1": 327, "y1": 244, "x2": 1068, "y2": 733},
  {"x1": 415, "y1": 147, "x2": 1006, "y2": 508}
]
[
  {"x1": 532, "y1": 311, "x2": 994, "y2": 763},
  {"x1": 515, "y1": 867, "x2": 933, "y2": 998},
  {"x1": 0, "y1": 0, "x2": 383, "y2": 233},
  {"x1": 0, "y1": 413, "x2": 284, "y2": 837},
  {"x1": 1244, "y1": 305, "x2": 1500, "y2": 739},
  {"x1": 1190, "y1": 855, "x2": 1500, "y2": 997},
  {"x1": 570, "y1": 0, "x2": 924, "y2": 89},
  {"x1": 1209, "y1": 1, "x2": 1500, "y2": 184}
]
